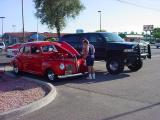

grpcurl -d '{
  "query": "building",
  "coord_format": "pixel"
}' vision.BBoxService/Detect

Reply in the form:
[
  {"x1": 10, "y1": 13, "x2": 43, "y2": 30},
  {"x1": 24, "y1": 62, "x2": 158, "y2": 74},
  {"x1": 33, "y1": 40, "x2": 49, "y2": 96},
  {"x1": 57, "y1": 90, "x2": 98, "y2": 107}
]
[
  {"x1": 125, "y1": 34, "x2": 144, "y2": 42},
  {"x1": 2, "y1": 32, "x2": 68, "y2": 46}
]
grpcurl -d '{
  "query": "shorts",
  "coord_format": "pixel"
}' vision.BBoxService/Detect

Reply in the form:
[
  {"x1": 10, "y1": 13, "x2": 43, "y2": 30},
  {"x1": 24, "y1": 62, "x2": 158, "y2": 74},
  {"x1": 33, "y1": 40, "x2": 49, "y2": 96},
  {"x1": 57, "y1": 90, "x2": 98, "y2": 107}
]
[{"x1": 86, "y1": 57, "x2": 94, "y2": 66}]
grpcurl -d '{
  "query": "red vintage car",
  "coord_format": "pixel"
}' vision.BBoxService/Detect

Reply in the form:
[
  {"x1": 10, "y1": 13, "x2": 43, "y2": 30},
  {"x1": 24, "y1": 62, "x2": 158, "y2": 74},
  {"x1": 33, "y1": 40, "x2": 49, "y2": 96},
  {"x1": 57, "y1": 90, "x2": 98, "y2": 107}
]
[{"x1": 11, "y1": 41, "x2": 87, "y2": 81}]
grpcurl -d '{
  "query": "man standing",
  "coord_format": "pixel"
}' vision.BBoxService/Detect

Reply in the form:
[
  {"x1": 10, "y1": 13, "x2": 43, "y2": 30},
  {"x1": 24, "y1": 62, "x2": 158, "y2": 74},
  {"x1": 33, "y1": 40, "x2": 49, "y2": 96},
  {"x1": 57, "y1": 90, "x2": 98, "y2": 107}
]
[{"x1": 82, "y1": 38, "x2": 95, "y2": 79}]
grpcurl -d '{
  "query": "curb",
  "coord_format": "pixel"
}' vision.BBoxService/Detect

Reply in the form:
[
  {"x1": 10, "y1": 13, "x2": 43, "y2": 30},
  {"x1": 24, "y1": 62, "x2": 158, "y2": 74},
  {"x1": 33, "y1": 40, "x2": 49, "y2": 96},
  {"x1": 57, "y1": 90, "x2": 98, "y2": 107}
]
[
  {"x1": 0, "y1": 72, "x2": 57, "y2": 120},
  {"x1": 0, "y1": 63, "x2": 10, "y2": 66}
]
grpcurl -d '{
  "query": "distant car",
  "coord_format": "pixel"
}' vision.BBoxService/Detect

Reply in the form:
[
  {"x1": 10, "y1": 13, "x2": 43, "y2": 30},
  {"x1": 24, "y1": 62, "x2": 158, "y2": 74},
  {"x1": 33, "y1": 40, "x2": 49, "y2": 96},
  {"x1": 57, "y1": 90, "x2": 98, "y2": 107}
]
[
  {"x1": 0, "y1": 42, "x2": 5, "y2": 52},
  {"x1": 11, "y1": 41, "x2": 87, "y2": 81},
  {"x1": 155, "y1": 41, "x2": 160, "y2": 48},
  {"x1": 6, "y1": 43, "x2": 22, "y2": 58}
]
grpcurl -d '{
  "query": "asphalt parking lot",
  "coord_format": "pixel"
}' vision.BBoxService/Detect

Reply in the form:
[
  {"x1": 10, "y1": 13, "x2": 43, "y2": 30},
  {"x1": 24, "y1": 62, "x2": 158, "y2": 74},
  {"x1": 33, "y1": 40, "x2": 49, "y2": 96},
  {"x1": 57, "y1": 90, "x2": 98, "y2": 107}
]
[{"x1": 2, "y1": 46, "x2": 160, "y2": 120}]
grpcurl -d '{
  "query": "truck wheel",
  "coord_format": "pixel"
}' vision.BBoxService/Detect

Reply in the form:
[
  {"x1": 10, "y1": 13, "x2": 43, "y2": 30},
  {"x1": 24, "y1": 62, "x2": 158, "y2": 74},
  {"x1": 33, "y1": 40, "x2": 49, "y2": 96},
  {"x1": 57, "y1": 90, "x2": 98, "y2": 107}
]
[
  {"x1": 128, "y1": 59, "x2": 143, "y2": 72},
  {"x1": 0, "y1": 48, "x2": 2, "y2": 53},
  {"x1": 106, "y1": 57, "x2": 124, "y2": 74},
  {"x1": 46, "y1": 70, "x2": 56, "y2": 82}
]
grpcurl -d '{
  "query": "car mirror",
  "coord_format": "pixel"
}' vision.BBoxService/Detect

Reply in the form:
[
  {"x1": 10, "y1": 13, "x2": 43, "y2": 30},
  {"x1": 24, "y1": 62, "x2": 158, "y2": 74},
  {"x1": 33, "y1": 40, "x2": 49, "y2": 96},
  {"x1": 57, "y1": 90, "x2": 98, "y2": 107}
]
[
  {"x1": 49, "y1": 48, "x2": 53, "y2": 52},
  {"x1": 36, "y1": 49, "x2": 40, "y2": 53}
]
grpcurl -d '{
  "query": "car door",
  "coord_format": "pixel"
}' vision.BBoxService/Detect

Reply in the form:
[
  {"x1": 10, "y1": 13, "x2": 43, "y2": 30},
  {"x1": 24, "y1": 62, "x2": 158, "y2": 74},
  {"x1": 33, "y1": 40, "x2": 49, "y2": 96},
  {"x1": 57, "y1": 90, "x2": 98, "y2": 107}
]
[
  {"x1": 21, "y1": 45, "x2": 32, "y2": 72},
  {"x1": 30, "y1": 45, "x2": 42, "y2": 75}
]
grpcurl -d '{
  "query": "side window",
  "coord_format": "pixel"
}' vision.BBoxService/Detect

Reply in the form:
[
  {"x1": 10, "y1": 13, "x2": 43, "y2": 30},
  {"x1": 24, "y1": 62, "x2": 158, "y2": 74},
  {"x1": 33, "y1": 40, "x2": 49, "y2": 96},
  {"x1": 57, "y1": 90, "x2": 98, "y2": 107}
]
[
  {"x1": 87, "y1": 34, "x2": 105, "y2": 45},
  {"x1": 31, "y1": 46, "x2": 40, "y2": 54},
  {"x1": 87, "y1": 34, "x2": 100, "y2": 43},
  {"x1": 19, "y1": 47, "x2": 24, "y2": 53},
  {"x1": 42, "y1": 45, "x2": 57, "y2": 52},
  {"x1": 62, "y1": 35, "x2": 79, "y2": 43},
  {"x1": 23, "y1": 46, "x2": 30, "y2": 54},
  {"x1": 89, "y1": 35, "x2": 97, "y2": 43}
]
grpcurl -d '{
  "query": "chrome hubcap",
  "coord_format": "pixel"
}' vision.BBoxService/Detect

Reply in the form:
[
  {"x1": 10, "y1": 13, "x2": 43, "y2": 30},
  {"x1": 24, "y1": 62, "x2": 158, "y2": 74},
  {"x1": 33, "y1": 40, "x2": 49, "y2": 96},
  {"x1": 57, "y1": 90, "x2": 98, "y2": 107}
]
[
  {"x1": 14, "y1": 66, "x2": 19, "y2": 73},
  {"x1": 48, "y1": 71, "x2": 55, "y2": 81},
  {"x1": 110, "y1": 62, "x2": 118, "y2": 71}
]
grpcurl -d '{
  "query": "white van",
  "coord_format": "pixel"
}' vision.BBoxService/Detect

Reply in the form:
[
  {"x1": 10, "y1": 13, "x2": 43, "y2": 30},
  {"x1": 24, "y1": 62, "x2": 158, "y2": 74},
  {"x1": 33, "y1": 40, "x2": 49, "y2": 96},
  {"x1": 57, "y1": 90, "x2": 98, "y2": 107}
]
[{"x1": 0, "y1": 42, "x2": 5, "y2": 52}]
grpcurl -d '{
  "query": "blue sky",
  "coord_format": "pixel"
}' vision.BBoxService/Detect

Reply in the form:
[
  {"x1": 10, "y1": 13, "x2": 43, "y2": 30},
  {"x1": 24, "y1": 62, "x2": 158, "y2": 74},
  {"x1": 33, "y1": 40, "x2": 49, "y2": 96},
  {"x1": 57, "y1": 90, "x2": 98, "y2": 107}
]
[{"x1": 0, "y1": 0, "x2": 160, "y2": 34}]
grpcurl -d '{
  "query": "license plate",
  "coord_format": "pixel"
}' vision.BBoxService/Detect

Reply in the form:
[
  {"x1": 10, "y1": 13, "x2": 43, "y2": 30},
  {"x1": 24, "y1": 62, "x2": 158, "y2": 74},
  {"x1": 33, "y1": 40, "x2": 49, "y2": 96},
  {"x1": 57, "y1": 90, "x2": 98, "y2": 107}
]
[{"x1": 65, "y1": 70, "x2": 72, "y2": 75}]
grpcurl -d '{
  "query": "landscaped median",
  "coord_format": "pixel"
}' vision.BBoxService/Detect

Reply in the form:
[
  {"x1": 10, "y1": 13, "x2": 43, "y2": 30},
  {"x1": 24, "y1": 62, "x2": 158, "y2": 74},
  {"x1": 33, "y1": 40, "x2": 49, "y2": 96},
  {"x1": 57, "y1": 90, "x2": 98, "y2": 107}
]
[{"x1": 0, "y1": 73, "x2": 57, "y2": 119}]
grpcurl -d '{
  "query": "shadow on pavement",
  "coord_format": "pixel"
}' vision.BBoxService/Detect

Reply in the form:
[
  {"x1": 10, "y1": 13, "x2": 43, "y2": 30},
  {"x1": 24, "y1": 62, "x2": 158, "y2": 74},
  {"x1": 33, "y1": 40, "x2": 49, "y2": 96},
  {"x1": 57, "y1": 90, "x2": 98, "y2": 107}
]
[
  {"x1": 7, "y1": 69, "x2": 130, "y2": 87},
  {"x1": 52, "y1": 71, "x2": 130, "y2": 86}
]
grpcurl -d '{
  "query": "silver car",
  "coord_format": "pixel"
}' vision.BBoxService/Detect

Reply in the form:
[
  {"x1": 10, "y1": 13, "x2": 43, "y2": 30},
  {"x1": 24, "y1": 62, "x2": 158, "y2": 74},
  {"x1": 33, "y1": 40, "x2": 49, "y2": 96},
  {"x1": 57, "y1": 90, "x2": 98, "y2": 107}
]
[{"x1": 0, "y1": 42, "x2": 5, "y2": 52}]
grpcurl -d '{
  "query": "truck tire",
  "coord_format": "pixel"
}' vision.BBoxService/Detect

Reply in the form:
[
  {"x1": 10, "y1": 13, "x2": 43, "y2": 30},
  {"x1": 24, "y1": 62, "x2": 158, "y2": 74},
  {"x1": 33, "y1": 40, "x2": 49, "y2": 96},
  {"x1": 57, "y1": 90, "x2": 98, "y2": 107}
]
[
  {"x1": 0, "y1": 48, "x2": 2, "y2": 53},
  {"x1": 106, "y1": 57, "x2": 124, "y2": 74},
  {"x1": 128, "y1": 59, "x2": 143, "y2": 72}
]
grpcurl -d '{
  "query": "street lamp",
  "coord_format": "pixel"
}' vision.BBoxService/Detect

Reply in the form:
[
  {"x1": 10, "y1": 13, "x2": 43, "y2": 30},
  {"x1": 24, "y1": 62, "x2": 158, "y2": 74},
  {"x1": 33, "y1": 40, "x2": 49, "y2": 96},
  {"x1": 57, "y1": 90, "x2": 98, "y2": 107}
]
[
  {"x1": 21, "y1": 0, "x2": 25, "y2": 42},
  {"x1": 0, "y1": 17, "x2": 5, "y2": 41},
  {"x1": 12, "y1": 25, "x2": 16, "y2": 32},
  {"x1": 36, "y1": 17, "x2": 39, "y2": 41},
  {"x1": 98, "y1": 11, "x2": 102, "y2": 32}
]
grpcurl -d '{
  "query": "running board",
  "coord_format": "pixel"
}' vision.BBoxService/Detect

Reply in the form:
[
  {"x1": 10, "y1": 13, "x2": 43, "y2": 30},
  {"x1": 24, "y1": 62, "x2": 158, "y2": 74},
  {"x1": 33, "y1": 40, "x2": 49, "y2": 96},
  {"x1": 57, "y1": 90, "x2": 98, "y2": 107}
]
[{"x1": 58, "y1": 72, "x2": 88, "y2": 79}]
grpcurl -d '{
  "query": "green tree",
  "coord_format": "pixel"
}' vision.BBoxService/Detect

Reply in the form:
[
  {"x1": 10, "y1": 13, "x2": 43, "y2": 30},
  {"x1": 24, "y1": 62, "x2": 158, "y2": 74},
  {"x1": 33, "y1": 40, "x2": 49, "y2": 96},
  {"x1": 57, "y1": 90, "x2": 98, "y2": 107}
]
[
  {"x1": 96, "y1": 29, "x2": 106, "y2": 32},
  {"x1": 118, "y1": 33, "x2": 126, "y2": 39},
  {"x1": 152, "y1": 28, "x2": 160, "y2": 40},
  {"x1": 34, "y1": 0, "x2": 85, "y2": 39},
  {"x1": 130, "y1": 31, "x2": 135, "y2": 35}
]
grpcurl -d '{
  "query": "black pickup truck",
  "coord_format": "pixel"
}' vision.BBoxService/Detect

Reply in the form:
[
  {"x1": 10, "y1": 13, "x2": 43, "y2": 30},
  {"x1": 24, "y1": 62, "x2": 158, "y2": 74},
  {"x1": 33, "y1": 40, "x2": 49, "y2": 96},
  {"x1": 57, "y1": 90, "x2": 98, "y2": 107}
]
[{"x1": 60, "y1": 32, "x2": 151, "y2": 74}]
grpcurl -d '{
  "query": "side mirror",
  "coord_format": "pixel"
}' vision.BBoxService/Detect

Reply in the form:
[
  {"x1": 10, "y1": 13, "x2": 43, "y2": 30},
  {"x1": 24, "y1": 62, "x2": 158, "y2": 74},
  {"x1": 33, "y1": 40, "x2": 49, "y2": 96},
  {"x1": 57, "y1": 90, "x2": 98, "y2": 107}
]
[
  {"x1": 36, "y1": 49, "x2": 40, "y2": 53},
  {"x1": 48, "y1": 48, "x2": 52, "y2": 52}
]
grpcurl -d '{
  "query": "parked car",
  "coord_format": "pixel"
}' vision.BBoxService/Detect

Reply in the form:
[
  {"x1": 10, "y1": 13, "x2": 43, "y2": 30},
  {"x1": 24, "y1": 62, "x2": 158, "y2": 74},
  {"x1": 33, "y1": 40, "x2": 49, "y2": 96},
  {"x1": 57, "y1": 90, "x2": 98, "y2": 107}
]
[
  {"x1": 11, "y1": 41, "x2": 87, "y2": 81},
  {"x1": 60, "y1": 32, "x2": 151, "y2": 74},
  {"x1": 0, "y1": 42, "x2": 5, "y2": 52},
  {"x1": 6, "y1": 43, "x2": 22, "y2": 57},
  {"x1": 155, "y1": 40, "x2": 160, "y2": 48}
]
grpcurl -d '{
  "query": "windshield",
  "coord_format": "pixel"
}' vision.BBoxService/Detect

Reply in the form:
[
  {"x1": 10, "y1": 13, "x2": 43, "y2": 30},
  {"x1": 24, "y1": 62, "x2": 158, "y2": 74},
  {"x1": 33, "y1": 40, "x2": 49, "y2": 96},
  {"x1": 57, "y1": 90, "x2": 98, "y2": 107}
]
[{"x1": 102, "y1": 33, "x2": 125, "y2": 42}]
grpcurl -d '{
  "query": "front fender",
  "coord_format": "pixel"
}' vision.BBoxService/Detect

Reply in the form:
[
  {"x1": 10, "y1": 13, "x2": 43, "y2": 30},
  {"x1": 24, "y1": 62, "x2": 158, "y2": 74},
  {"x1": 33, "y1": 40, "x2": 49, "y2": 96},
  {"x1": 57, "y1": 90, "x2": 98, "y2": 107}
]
[
  {"x1": 42, "y1": 61, "x2": 65, "y2": 76},
  {"x1": 11, "y1": 58, "x2": 23, "y2": 71}
]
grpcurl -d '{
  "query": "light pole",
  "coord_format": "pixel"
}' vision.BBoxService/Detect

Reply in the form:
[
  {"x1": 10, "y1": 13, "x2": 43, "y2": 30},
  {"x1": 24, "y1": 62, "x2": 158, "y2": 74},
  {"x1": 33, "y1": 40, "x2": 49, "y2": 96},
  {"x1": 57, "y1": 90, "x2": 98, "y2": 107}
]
[
  {"x1": 0, "y1": 17, "x2": 5, "y2": 41},
  {"x1": 36, "y1": 17, "x2": 39, "y2": 41},
  {"x1": 98, "y1": 11, "x2": 102, "y2": 32},
  {"x1": 12, "y1": 25, "x2": 16, "y2": 32},
  {"x1": 21, "y1": 0, "x2": 25, "y2": 42}
]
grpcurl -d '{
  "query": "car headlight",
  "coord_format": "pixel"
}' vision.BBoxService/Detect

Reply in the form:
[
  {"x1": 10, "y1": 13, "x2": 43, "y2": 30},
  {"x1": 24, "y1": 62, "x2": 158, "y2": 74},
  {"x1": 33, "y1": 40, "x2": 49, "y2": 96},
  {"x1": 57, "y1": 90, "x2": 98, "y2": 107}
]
[
  {"x1": 124, "y1": 49, "x2": 134, "y2": 52},
  {"x1": 60, "y1": 63, "x2": 65, "y2": 70}
]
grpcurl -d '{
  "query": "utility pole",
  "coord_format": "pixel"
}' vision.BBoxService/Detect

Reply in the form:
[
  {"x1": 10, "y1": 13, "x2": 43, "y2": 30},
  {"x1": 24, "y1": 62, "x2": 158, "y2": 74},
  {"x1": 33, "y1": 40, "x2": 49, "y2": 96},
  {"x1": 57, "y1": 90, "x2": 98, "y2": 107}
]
[
  {"x1": 12, "y1": 25, "x2": 16, "y2": 32},
  {"x1": 37, "y1": 17, "x2": 39, "y2": 41},
  {"x1": 21, "y1": 0, "x2": 25, "y2": 42},
  {"x1": 0, "y1": 17, "x2": 5, "y2": 41},
  {"x1": 98, "y1": 11, "x2": 102, "y2": 32}
]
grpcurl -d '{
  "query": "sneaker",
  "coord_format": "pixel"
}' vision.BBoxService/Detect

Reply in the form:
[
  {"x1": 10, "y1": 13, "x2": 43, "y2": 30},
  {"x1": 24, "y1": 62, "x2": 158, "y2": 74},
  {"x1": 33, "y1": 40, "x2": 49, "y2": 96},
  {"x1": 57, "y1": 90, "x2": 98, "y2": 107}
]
[
  {"x1": 86, "y1": 74, "x2": 92, "y2": 79},
  {"x1": 92, "y1": 73, "x2": 96, "y2": 79}
]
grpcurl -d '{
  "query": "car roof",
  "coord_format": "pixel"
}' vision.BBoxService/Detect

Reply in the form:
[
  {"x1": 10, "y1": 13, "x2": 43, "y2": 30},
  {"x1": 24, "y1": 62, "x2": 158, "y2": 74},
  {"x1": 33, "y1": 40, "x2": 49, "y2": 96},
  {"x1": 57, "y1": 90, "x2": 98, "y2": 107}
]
[
  {"x1": 62, "y1": 32, "x2": 108, "y2": 36},
  {"x1": 23, "y1": 41, "x2": 53, "y2": 46}
]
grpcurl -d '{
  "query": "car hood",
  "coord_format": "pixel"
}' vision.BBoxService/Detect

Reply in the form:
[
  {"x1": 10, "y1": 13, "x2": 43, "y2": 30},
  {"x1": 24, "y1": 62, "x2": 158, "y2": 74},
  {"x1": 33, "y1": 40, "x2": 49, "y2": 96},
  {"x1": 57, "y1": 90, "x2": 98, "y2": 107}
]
[
  {"x1": 54, "y1": 42, "x2": 80, "y2": 57},
  {"x1": 107, "y1": 41, "x2": 138, "y2": 50}
]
